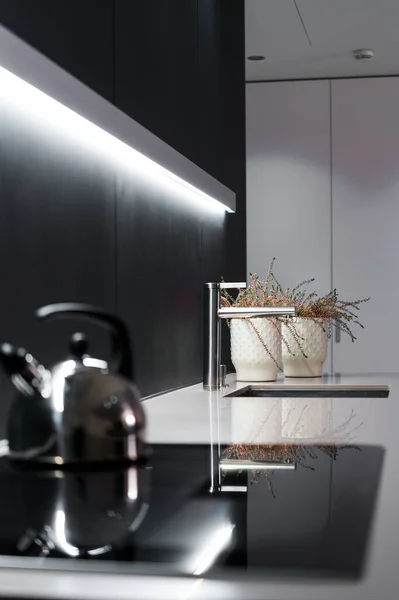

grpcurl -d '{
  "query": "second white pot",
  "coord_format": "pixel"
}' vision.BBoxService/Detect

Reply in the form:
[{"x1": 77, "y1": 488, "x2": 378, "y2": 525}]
[
  {"x1": 230, "y1": 318, "x2": 281, "y2": 382},
  {"x1": 282, "y1": 318, "x2": 328, "y2": 378}
]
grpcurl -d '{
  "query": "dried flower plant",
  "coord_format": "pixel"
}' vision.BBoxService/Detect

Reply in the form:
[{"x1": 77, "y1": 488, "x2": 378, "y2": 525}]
[{"x1": 221, "y1": 258, "x2": 370, "y2": 362}]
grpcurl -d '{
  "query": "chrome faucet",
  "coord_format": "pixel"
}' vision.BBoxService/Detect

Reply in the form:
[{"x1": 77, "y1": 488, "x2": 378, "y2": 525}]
[{"x1": 203, "y1": 282, "x2": 297, "y2": 390}]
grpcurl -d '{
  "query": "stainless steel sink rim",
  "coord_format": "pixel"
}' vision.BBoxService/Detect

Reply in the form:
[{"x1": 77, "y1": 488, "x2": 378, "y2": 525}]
[{"x1": 223, "y1": 384, "x2": 390, "y2": 398}]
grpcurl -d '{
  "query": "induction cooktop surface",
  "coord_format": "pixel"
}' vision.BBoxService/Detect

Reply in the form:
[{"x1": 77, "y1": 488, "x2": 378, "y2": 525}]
[{"x1": 0, "y1": 442, "x2": 384, "y2": 580}]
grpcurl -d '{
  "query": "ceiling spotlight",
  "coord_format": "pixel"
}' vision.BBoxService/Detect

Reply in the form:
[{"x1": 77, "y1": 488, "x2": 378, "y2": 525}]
[
  {"x1": 353, "y1": 49, "x2": 374, "y2": 60},
  {"x1": 247, "y1": 55, "x2": 265, "y2": 61}
]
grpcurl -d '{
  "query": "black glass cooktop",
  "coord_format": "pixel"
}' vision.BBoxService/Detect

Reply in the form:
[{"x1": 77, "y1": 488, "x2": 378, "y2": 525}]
[{"x1": 0, "y1": 443, "x2": 384, "y2": 580}]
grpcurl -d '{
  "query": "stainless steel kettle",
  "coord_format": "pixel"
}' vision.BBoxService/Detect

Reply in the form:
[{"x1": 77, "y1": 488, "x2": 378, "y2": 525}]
[{"x1": 0, "y1": 303, "x2": 147, "y2": 466}]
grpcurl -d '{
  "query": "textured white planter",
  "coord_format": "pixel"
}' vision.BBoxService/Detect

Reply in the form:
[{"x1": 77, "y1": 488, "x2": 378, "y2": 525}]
[
  {"x1": 231, "y1": 397, "x2": 282, "y2": 444},
  {"x1": 282, "y1": 318, "x2": 328, "y2": 378},
  {"x1": 230, "y1": 318, "x2": 281, "y2": 382}
]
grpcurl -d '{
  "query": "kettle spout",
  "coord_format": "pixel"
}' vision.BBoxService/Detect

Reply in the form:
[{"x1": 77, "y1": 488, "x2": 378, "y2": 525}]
[{"x1": 0, "y1": 343, "x2": 48, "y2": 397}]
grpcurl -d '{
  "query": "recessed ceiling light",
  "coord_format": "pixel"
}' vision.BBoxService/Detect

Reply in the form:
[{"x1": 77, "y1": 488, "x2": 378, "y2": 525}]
[{"x1": 247, "y1": 55, "x2": 265, "y2": 61}]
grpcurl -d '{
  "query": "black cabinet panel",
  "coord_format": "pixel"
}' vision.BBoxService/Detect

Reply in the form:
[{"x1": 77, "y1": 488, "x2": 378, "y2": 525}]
[
  {"x1": 116, "y1": 168, "x2": 209, "y2": 397},
  {"x1": 219, "y1": 0, "x2": 246, "y2": 280},
  {"x1": 114, "y1": 0, "x2": 199, "y2": 166},
  {"x1": 197, "y1": 0, "x2": 222, "y2": 183},
  {"x1": 0, "y1": 100, "x2": 116, "y2": 435},
  {"x1": 0, "y1": 0, "x2": 114, "y2": 101},
  {"x1": 115, "y1": 0, "x2": 246, "y2": 282}
]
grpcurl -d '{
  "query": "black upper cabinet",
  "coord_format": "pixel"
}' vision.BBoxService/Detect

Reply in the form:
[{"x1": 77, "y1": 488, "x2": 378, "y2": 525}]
[
  {"x1": 196, "y1": 0, "x2": 223, "y2": 183},
  {"x1": 0, "y1": 0, "x2": 114, "y2": 101},
  {"x1": 218, "y1": 0, "x2": 247, "y2": 281},
  {"x1": 0, "y1": 0, "x2": 245, "y2": 207},
  {"x1": 114, "y1": 0, "x2": 199, "y2": 167},
  {"x1": 115, "y1": 1, "x2": 245, "y2": 197}
]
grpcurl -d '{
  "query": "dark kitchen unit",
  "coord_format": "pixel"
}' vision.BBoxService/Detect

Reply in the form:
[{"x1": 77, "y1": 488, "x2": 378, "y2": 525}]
[{"x1": 0, "y1": 0, "x2": 246, "y2": 434}]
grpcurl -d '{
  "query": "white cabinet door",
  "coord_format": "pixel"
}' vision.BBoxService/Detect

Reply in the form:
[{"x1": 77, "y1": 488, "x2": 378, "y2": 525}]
[
  {"x1": 247, "y1": 81, "x2": 331, "y2": 294},
  {"x1": 246, "y1": 80, "x2": 332, "y2": 371},
  {"x1": 332, "y1": 78, "x2": 399, "y2": 374}
]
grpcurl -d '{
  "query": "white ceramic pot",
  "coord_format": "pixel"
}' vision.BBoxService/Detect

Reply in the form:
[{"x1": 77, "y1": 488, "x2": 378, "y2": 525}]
[
  {"x1": 282, "y1": 318, "x2": 328, "y2": 378},
  {"x1": 230, "y1": 318, "x2": 281, "y2": 382}
]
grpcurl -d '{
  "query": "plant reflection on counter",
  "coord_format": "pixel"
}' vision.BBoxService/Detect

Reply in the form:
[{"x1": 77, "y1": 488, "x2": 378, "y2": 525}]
[
  {"x1": 224, "y1": 398, "x2": 364, "y2": 498},
  {"x1": 222, "y1": 443, "x2": 358, "y2": 498}
]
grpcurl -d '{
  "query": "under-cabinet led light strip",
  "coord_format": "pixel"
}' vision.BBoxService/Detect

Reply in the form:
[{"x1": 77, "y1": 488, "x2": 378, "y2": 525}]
[{"x1": 0, "y1": 64, "x2": 233, "y2": 215}]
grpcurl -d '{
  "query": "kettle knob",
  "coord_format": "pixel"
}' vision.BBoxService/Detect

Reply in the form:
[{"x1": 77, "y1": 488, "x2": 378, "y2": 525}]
[
  {"x1": 69, "y1": 333, "x2": 88, "y2": 361},
  {"x1": 35, "y1": 304, "x2": 133, "y2": 379}
]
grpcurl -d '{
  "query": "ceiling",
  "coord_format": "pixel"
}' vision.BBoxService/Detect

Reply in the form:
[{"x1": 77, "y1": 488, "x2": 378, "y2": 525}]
[{"x1": 245, "y1": 0, "x2": 399, "y2": 81}]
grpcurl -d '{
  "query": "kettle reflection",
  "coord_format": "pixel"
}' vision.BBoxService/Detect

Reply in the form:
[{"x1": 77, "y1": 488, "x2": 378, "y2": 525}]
[{"x1": 14, "y1": 465, "x2": 150, "y2": 557}]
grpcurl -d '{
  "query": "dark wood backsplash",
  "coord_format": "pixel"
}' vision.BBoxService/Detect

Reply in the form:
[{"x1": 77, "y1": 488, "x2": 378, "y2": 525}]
[{"x1": 0, "y1": 0, "x2": 245, "y2": 429}]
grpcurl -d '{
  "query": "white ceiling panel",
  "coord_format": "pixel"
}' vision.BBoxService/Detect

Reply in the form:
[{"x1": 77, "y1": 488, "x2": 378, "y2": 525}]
[
  {"x1": 297, "y1": 0, "x2": 399, "y2": 50},
  {"x1": 246, "y1": 0, "x2": 311, "y2": 81},
  {"x1": 246, "y1": 0, "x2": 399, "y2": 81}
]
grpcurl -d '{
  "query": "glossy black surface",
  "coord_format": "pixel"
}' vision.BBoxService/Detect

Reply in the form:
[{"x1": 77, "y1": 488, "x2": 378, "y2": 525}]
[{"x1": 0, "y1": 444, "x2": 384, "y2": 579}]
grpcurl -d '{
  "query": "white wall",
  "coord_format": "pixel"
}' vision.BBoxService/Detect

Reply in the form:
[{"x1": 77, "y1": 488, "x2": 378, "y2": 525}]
[
  {"x1": 331, "y1": 78, "x2": 399, "y2": 373},
  {"x1": 246, "y1": 77, "x2": 399, "y2": 374},
  {"x1": 246, "y1": 80, "x2": 331, "y2": 296}
]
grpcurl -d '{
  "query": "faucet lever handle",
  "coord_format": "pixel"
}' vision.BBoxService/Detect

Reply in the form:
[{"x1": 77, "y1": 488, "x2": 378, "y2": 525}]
[{"x1": 219, "y1": 282, "x2": 247, "y2": 289}]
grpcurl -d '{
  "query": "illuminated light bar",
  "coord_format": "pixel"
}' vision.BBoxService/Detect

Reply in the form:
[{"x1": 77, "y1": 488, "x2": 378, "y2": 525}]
[
  {"x1": 0, "y1": 26, "x2": 235, "y2": 214},
  {"x1": 192, "y1": 523, "x2": 235, "y2": 576}
]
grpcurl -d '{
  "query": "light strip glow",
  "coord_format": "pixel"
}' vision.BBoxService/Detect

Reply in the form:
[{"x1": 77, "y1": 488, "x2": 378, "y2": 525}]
[
  {"x1": 54, "y1": 510, "x2": 80, "y2": 557},
  {"x1": 0, "y1": 65, "x2": 233, "y2": 214},
  {"x1": 192, "y1": 523, "x2": 235, "y2": 576}
]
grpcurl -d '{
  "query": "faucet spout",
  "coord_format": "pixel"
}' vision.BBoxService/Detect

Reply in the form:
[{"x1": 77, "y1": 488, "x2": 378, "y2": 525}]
[
  {"x1": 218, "y1": 307, "x2": 296, "y2": 319},
  {"x1": 203, "y1": 283, "x2": 296, "y2": 390}
]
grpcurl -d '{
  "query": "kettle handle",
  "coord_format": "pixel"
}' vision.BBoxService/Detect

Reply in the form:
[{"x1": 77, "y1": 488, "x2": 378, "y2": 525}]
[{"x1": 35, "y1": 303, "x2": 133, "y2": 379}]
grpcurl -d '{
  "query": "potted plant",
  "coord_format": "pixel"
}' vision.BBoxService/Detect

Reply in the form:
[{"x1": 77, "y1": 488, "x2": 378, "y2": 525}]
[
  {"x1": 221, "y1": 259, "x2": 285, "y2": 382},
  {"x1": 279, "y1": 283, "x2": 370, "y2": 378},
  {"x1": 222, "y1": 258, "x2": 369, "y2": 381}
]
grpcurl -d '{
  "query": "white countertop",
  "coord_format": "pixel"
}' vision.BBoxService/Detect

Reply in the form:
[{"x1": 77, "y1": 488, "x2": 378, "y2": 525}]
[
  {"x1": 144, "y1": 372, "x2": 394, "y2": 446},
  {"x1": 0, "y1": 372, "x2": 397, "y2": 600}
]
